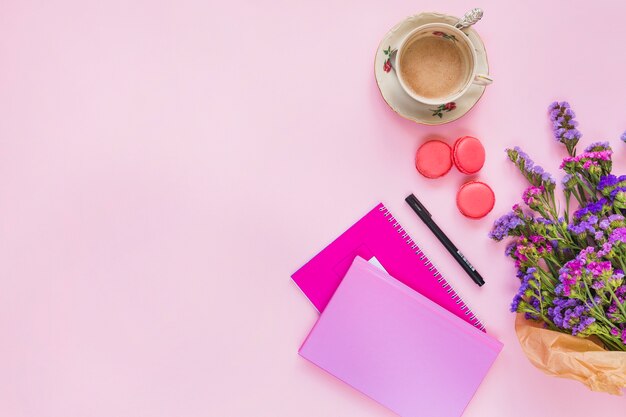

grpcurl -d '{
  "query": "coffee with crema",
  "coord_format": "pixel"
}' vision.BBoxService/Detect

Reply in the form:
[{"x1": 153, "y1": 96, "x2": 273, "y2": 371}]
[{"x1": 399, "y1": 35, "x2": 468, "y2": 100}]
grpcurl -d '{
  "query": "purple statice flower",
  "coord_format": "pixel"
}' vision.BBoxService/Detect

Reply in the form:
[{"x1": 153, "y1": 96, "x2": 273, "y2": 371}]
[
  {"x1": 622, "y1": 329, "x2": 626, "y2": 345},
  {"x1": 506, "y1": 147, "x2": 556, "y2": 188},
  {"x1": 609, "y1": 270, "x2": 625, "y2": 287},
  {"x1": 558, "y1": 257, "x2": 584, "y2": 296},
  {"x1": 592, "y1": 198, "x2": 609, "y2": 213},
  {"x1": 560, "y1": 157, "x2": 575, "y2": 169},
  {"x1": 598, "y1": 242, "x2": 613, "y2": 256},
  {"x1": 597, "y1": 174, "x2": 618, "y2": 191},
  {"x1": 531, "y1": 165, "x2": 556, "y2": 184},
  {"x1": 510, "y1": 294, "x2": 522, "y2": 313},
  {"x1": 609, "y1": 186, "x2": 626, "y2": 201},
  {"x1": 510, "y1": 268, "x2": 538, "y2": 313},
  {"x1": 609, "y1": 214, "x2": 625, "y2": 223},
  {"x1": 593, "y1": 150, "x2": 611, "y2": 161},
  {"x1": 513, "y1": 245, "x2": 529, "y2": 265},
  {"x1": 609, "y1": 227, "x2": 626, "y2": 245},
  {"x1": 512, "y1": 146, "x2": 533, "y2": 169},
  {"x1": 554, "y1": 283, "x2": 564, "y2": 295},
  {"x1": 548, "y1": 101, "x2": 582, "y2": 149},
  {"x1": 584, "y1": 141, "x2": 610, "y2": 152},
  {"x1": 561, "y1": 173, "x2": 573, "y2": 188},
  {"x1": 583, "y1": 160, "x2": 598, "y2": 170},
  {"x1": 568, "y1": 221, "x2": 595, "y2": 236},
  {"x1": 586, "y1": 260, "x2": 612, "y2": 277},
  {"x1": 599, "y1": 219, "x2": 611, "y2": 230},
  {"x1": 541, "y1": 171, "x2": 556, "y2": 185},
  {"x1": 574, "y1": 206, "x2": 589, "y2": 219},
  {"x1": 594, "y1": 231, "x2": 605, "y2": 240},
  {"x1": 519, "y1": 267, "x2": 537, "y2": 292},
  {"x1": 547, "y1": 297, "x2": 578, "y2": 327},
  {"x1": 607, "y1": 304, "x2": 619, "y2": 320},
  {"x1": 573, "y1": 316, "x2": 596, "y2": 336},
  {"x1": 525, "y1": 297, "x2": 541, "y2": 320},
  {"x1": 589, "y1": 150, "x2": 612, "y2": 161},
  {"x1": 591, "y1": 280, "x2": 605, "y2": 290},
  {"x1": 522, "y1": 186, "x2": 544, "y2": 207},
  {"x1": 489, "y1": 210, "x2": 524, "y2": 241},
  {"x1": 574, "y1": 198, "x2": 609, "y2": 219},
  {"x1": 505, "y1": 242, "x2": 516, "y2": 256},
  {"x1": 621, "y1": 131, "x2": 626, "y2": 143},
  {"x1": 579, "y1": 246, "x2": 596, "y2": 261},
  {"x1": 547, "y1": 297, "x2": 595, "y2": 335},
  {"x1": 560, "y1": 150, "x2": 613, "y2": 169}
]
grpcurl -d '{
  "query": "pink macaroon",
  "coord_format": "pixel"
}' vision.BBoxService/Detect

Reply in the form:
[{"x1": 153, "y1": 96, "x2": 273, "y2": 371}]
[
  {"x1": 453, "y1": 136, "x2": 485, "y2": 175},
  {"x1": 415, "y1": 140, "x2": 453, "y2": 179},
  {"x1": 456, "y1": 181, "x2": 495, "y2": 219}
]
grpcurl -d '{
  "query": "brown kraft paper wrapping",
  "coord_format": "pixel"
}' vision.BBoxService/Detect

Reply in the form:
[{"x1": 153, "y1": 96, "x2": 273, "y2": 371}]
[{"x1": 515, "y1": 313, "x2": 626, "y2": 395}]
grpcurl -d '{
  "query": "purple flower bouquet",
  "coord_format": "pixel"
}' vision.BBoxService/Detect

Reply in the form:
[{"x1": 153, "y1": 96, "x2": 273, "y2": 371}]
[{"x1": 492, "y1": 102, "x2": 626, "y2": 393}]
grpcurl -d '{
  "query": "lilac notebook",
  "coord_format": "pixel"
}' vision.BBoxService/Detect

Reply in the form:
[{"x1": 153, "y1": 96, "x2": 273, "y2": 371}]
[{"x1": 299, "y1": 257, "x2": 502, "y2": 417}]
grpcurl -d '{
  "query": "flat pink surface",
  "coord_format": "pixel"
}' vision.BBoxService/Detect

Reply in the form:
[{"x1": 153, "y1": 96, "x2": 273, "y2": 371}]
[{"x1": 1, "y1": 1, "x2": 625, "y2": 416}]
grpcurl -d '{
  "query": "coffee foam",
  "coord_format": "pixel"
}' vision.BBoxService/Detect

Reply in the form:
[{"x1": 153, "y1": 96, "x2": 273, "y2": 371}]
[{"x1": 399, "y1": 34, "x2": 470, "y2": 100}]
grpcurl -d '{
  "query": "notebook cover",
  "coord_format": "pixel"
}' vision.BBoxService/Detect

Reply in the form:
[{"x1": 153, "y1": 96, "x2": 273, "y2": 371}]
[
  {"x1": 292, "y1": 203, "x2": 485, "y2": 331},
  {"x1": 299, "y1": 257, "x2": 502, "y2": 417}
]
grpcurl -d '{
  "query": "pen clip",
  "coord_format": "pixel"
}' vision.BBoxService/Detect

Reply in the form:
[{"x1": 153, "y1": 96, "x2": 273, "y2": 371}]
[{"x1": 406, "y1": 194, "x2": 432, "y2": 217}]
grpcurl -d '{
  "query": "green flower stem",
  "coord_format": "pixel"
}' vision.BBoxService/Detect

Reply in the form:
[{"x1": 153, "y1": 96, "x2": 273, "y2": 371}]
[
  {"x1": 597, "y1": 328, "x2": 626, "y2": 351},
  {"x1": 563, "y1": 191, "x2": 572, "y2": 223},
  {"x1": 597, "y1": 334, "x2": 625, "y2": 351},
  {"x1": 574, "y1": 175, "x2": 597, "y2": 199},
  {"x1": 544, "y1": 259, "x2": 560, "y2": 279},
  {"x1": 536, "y1": 267, "x2": 557, "y2": 291},
  {"x1": 576, "y1": 184, "x2": 588, "y2": 203},
  {"x1": 565, "y1": 141, "x2": 576, "y2": 157},
  {"x1": 567, "y1": 185, "x2": 584, "y2": 206},
  {"x1": 528, "y1": 281, "x2": 546, "y2": 317},
  {"x1": 606, "y1": 286, "x2": 626, "y2": 320},
  {"x1": 519, "y1": 306, "x2": 558, "y2": 331}
]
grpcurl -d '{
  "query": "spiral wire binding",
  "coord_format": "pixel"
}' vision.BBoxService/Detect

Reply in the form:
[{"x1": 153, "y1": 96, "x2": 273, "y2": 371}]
[{"x1": 378, "y1": 205, "x2": 486, "y2": 331}]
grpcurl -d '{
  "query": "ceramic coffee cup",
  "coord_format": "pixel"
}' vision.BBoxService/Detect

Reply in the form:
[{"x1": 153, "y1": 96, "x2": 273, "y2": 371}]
[{"x1": 393, "y1": 22, "x2": 492, "y2": 106}]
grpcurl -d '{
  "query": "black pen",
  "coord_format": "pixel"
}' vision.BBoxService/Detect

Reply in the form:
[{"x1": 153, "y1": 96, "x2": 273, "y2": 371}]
[{"x1": 405, "y1": 194, "x2": 485, "y2": 287}]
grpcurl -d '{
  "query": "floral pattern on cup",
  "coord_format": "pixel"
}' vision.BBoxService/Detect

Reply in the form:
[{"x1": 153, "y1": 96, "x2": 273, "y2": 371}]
[
  {"x1": 430, "y1": 102, "x2": 456, "y2": 118},
  {"x1": 383, "y1": 46, "x2": 396, "y2": 73},
  {"x1": 432, "y1": 31, "x2": 457, "y2": 42}
]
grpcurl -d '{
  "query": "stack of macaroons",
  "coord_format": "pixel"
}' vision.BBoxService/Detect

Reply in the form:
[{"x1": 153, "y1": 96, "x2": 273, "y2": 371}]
[{"x1": 414, "y1": 136, "x2": 494, "y2": 219}]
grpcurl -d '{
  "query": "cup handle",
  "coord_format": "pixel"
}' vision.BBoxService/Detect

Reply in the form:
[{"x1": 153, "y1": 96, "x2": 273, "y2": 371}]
[{"x1": 473, "y1": 74, "x2": 493, "y2": 86}]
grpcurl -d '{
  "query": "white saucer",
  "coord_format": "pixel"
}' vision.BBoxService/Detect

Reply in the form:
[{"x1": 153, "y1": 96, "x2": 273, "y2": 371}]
[{"x1": 374, "y1": 12, "x2": 490, "y2": 125}]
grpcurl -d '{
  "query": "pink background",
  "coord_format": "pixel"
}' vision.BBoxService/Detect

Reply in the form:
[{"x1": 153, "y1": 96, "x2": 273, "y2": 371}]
[{"x1": 1, "y1": 0, "x2": 625, "y2": 416}]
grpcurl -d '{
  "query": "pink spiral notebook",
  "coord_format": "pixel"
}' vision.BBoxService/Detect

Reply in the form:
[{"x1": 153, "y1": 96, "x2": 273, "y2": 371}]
[
  {"x1": 292, "y1": 203, "x2": 485, "y2": 331},
  {"x1": 299, "y1": 257, "x2": 502, "y2": 417}
]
